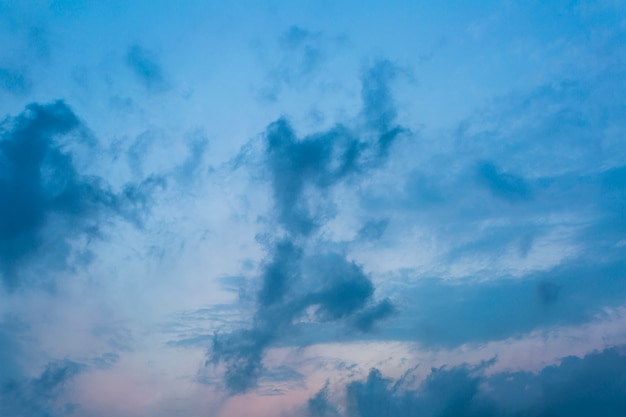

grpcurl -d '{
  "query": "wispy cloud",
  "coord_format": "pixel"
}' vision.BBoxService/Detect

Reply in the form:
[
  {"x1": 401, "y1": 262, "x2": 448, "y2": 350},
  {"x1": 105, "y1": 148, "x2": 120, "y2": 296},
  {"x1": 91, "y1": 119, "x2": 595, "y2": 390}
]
[
  {"x1": 0, "y1": 66, "x2": 31, "y2": 95},
  {"x1": 125, "y1": 44, "x2": 169, "y2": 93}
]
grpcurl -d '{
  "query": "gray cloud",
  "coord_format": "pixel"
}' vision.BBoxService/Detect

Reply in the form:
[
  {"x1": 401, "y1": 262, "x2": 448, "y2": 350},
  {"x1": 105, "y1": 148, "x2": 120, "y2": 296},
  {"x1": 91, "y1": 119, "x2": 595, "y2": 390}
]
[
  {"x1": 355, "y1": 52, "x2": 626, "y2": 286},
  {"x1": 476, "y1": 161, "x2": 530, "y2": 202},
  {"x1": 306, "y1": 382, "x2": 340, "y2": 417},
  {"x1": 0, "y1": 101, "x2": 161, "y2": 289},
  {"x1": 352, "y1": 298, "x2": 395, "y2": 332},
  {"x1": 304, "y1": 347, "x2": 626, "y2": 417},
  {"x1": 357, "y1": 219, "x2": 389, "y2": 241},
  {"x1": 1, "y1": 359, "x2": 83, "y2": 417},
  {"x1": 206, "y1": 60, "x2": 405, "y2": 394}
]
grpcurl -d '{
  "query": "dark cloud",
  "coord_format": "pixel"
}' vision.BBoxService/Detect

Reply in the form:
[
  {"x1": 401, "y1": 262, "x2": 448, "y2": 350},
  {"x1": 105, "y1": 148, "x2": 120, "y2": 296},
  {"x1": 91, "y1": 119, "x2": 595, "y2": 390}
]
[
  {"x1": 305, "y1": 347, "x2": 626, "y2": 417},
  {"x1": 374, "y1": 257, "x2": 626, "y2": 348},
  {"x1": 264, "y1": 60, "x2": 405, "y2": 236},
  {"x1": 207, "y1": 60, "x2": 405, "y2": 394},
  {"x1": 477, "y1": 161, "x2": 530, "y2": 201},
  {"x1": 0, "y1": 101, "x2": 160, "y2": 289},
  {"x1": 305, "y1": 254, "x2": 374, "y2": 321},
  {"x1": 258, "y1": 240, "x2": 302, "y2": 307},
  {"x1": 306, "y1": 382, "x2": 340, "y2": 417},
  {"x1": 264, "y1": 120, "x2": 356, "y2": 235},
  {"x1": 1, "y1": 359, "x2": 83, "y2": 417},
  {"x1": 204, "y1": 260, "x2": 379, "y2": 389},
  {"x1": 0, "y1": 318, "x2": 26, "y2": 383},
  {"x1": 536, "y1": 280, "x2": 561, "y2": 305},
  {"x1": 594, "y1": 164, "x2": 626, "y2": 243},
  {"x1": 207, "y1": 252, "x2": 381, "y2": 394},
  {"x1": 125, "y1": 44, "x2": 168, "y2": 92},
  {"x1": 352, "y1": 299, "x2": 395, "y2": 332},
  {"x1": 208, "y1": 327, "x2": 272, "y2": 393},
  {"x1": 341, "y1": 366, "x2": 494, "y2": 417}
]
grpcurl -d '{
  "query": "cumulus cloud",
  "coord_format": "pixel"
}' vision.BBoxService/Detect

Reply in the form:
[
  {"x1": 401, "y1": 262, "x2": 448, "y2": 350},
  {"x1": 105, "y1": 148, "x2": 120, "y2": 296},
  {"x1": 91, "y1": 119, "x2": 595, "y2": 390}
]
[{"x1": 303, "y1": 347, "x2": 626, "y2": 417}]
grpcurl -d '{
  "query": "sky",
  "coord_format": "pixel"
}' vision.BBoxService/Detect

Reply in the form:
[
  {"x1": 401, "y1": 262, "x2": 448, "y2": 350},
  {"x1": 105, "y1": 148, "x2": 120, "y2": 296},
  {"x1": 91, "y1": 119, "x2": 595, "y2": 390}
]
[{"x1": 1, "y1": 1, "x2": 626, "y2": 416}]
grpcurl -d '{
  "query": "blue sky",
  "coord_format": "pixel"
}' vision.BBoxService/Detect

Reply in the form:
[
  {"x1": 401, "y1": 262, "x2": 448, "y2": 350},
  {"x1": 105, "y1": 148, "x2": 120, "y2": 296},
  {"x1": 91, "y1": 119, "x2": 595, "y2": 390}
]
[{"x1": 2, "y1": 1, "x2": 626, "y2": 416}]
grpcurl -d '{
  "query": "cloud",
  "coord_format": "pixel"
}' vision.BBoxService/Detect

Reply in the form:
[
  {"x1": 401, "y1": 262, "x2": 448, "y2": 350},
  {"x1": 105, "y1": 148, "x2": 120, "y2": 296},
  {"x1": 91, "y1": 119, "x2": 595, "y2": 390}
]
[
  {"x1": 352, "y1": 49, "x2": 626, "y2": 286},
  {"x1": 125, "y1": 44, "x2": 168, "y2": 92},
  {"x1": 357, "y1": 219, "x2": 388, "y2": 241},
  {"x1": 305, "y1": 254, "x2": 374, "y2": 321},
  {"x1": 377, "y1": 257, "x2": 626, "y2": 348},
  {"x1": 0, "y1": 308, "x2": 132, "y2": 417},
  {"x1": 304, "y1": 347, "x2": 626, "y2": 417},
  {"x1": 206, "y1": 250, "x2": 382, "y2": 394},
  {"x1": 174, "y1": 132, "x2": 209, "y2": 184},
  {"x1": 476, "y1": 161, "x2": 530, "y2": 201},
  {"x1": 206, "y1": 60, "x2": 405, "y2": 394},
  {"x1": 360, "y1": 59, "x2": 399, "y2": 134},
  {"x1": 259, "y1": 26, "x2": 327, "y2": 101},
  {"x1": 264, "y1": 58, "x2": 405, "y2": 237},
  {"x1": 0, "y1": 318, "x2": 25, "y2": 383},
  {"x1": 264, "y1": 120, "x2": 354, "y2": 236},
  {"x1": 257, "y1": 240, "x2": 302, "y2": 307},
  {"x1": 0, "y1": 101, "x2": 160, "y2": 289},
  {"x1": 306, "y1": 382, "x2": 340, "y2": 417},
  {"x1": 536, "y1": 280, "x2": 561, "y2": 305},
  {"x1": 352, "y1": 298, "x2": 395, "y2": 332},
  {"x1": 0, "y1": 66, "x2": 31, "y2": 95},
  {"x1": 341, "y1": 366, "x2": 492, "y2": 417},
  {"x1": 0, "y1": 359, "x2": 83, "y2": 417}
]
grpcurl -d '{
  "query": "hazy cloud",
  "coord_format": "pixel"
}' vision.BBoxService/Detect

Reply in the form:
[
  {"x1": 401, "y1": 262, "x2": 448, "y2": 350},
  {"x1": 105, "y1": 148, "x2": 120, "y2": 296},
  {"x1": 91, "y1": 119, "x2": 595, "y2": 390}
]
[
  {"x1": 477, "y1": 161, "x2": 530, "y2": 201},
  {"x1": 125, "y1": 44, "x2": 168, "y2": 92},
  {"x1": 0, "y1": 66, "x2": 31, "y2": 95},
  {"x1": 259, "y1": 25, "x2": 328, "y2": 101}
]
